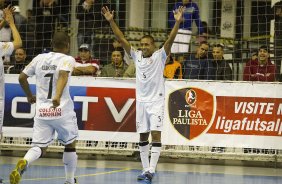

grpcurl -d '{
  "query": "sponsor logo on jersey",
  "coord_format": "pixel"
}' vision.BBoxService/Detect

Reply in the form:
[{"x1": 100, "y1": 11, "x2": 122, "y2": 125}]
[
  {"x1": 39, "y1": 107, "x2": 62, "y2": 117},
  {"x1": 168, "y1": 87, "x2": 214, "y2": 140}
]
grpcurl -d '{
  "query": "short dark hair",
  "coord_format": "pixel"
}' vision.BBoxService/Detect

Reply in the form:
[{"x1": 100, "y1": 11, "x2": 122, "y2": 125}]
[
  {"x1": 141, "y1": 35, "x2": 155, "y2": 44},
  {"x1": 259, "y1": 45, "x2": 269, "y2": 52},
  {"x1": 52, "y1": 32, "x2": 70, "y2": 49},
  {"x1": 199, "y1": 41, "x2": 209, "y2": 47}
]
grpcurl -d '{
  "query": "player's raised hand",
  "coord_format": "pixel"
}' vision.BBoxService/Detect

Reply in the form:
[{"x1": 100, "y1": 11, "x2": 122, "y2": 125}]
[
  {"x1": 173, "y1": 6, "x2": 185, "y2": 23},
  {"x1": 101, "y1": 6, "x2": 114, "y2": 22},
  {"x1": 3, "y1": 5, "x2": 15, "y2": 25}
]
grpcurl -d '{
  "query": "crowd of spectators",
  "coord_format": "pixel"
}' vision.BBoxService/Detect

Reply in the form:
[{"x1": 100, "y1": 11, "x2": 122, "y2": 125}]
[{"x1": 1, "y1": 0, "x2": 281, "y2": 82}]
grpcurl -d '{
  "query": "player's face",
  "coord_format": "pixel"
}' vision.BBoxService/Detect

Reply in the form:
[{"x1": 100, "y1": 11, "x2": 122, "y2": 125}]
[
  {"x1": 15, "y1": 48, "x2": 26, "y2": 63},
  {"x1": 212, "y1": 47, "x2": 224, "y2": 60},
  {"x1": 196, "y1": 44, "x2": 209, "y2": 58},
  {"x1": 140, "y1": 38, "x2": 155, "y2": 58},
  {"x1": 258, "y1": 49, "x2": 269, "y2": 63},
  {"x1": 79, "y1": 50, "x2": 91, "y2": 61},
  {"x1": 111, "y1": 51, "x2": 123, "y2": 66}
]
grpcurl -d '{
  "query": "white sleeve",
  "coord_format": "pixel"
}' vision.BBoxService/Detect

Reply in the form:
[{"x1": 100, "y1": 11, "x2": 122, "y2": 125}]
[
  {"x1": 0, "y1": 42, "x2": 14, "y2": 56},
  {"x1": 59, "y1": 56, "x2": 75, "y2": 72},
  {"x1": 23, "y1": 58, "x2": 37, "y2": 77}
]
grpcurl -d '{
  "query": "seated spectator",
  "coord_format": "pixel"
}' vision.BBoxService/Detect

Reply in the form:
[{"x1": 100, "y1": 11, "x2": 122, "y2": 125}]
[
  {"x1": 101, "y1": 50, "x2": 128, "y2": 77},
  {"x1": 164, "y1": 54, "x2": 182, "y2": 79},
  {"x1": 206, "y1": 44, "x2": 232, "y2": 80},
  {"x1": 73, "y1": 43, "x2": 100, "y2": 76},
  {"x1": 183, "y1": 41, "x2": 209, "y2": 79},
  {"x1": 123, "y1": 62, "x2": 136, "y2": 78},
  {"x1": 243, "y1": 45, "x2": 276, "y2": 82},
  {"x1": 9, "y1": 48, "x2": 28, "y2": 74},
  {"x1": 112, "y1": 39, "x2": 134, "y2": 65}
]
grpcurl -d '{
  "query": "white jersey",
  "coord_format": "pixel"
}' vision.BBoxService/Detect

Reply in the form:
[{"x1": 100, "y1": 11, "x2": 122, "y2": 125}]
[
  {"x1": 23, "y1": 52, "x2": 75, "y2": 120},
  {"x1": 0, "y1": 42, "x2": 14, "y2": 99},
  {"x1": 130, "y1": 47, "x2": 167, "y2": 102}
]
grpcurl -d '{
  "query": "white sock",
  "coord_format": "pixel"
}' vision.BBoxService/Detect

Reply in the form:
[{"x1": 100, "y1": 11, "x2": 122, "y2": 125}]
[
  {"x1": 24, "y1": 147, "x2": 42, "y2": 165},
  {"x1": 149, "y1": 142, "x2": 162, "y2": 173},
  {"x1": 63, "y1": 152, "x2": 77, "y2": 184},
  {"x1": 139, "y1": 141, "x2": 150, "y2": 172}
]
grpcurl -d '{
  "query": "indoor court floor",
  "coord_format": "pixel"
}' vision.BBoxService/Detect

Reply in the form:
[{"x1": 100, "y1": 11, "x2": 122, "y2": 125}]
[{"x1": 0, "y1": 156, "x2": 281, "y2": 184}]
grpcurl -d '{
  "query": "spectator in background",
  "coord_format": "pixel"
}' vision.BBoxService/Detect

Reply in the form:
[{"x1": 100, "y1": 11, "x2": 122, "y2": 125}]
[
  {"x1": 183, "y1": 41, "x2": 209, "y2": 79},
  {"x1": 270, "y1": 1, "x2": 282, "y2": 81},
  {"x1": 206, "y1": 44, "x2": 232, "y2": 80},
  {"x1": 73, "y1": 43, "x2": 100, "y2": 76},
  {"x1": 33, "y1": 0, "x2": 60, "y2": 54},
  {"x1": 164, "y1": 54, "x2": 182, "y2": 79},
  {"x1": 243, "y1": 45, "x2": 276, "y2": 82},
  {"x1": 250, "y1": 49, "x2": 258, "y2": 62},
  {"x1": 168, "y1": 0, "x2": 204, "y2": 53},
  {"x1": 22, "y1": 9, "x2": 36, "y2": 61},
  {"x1": 100, "y1": 49, "x2": 128, "y2": 77},
  {"x1": 112, "y1": 39, "x2": 134, "y2": 65},
  {"x1": 76, "y1": 0, "x2": 103, "y2": 54},
  {"x1": 123, "y1": 62, "x2": 135, "y2": 78},
  {"x1": 9, "y1": 48, "x2": 28, "y2": 74}
]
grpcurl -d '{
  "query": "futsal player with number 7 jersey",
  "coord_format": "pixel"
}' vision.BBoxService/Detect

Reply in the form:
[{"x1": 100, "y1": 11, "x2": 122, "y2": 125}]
[
  {"x1": 10, "y1": 32, "x2": 78, "y2": 184},
  {"x1": 102, "y1": 5, "x2": 185, "y2": 184}
]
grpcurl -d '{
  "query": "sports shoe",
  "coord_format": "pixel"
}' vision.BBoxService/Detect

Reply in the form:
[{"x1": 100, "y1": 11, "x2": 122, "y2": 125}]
[
  {"x1": 137, "y1": 171, "x2": 154, "y2": 181},
  {"x1": 144, "y1": 171, "x2": 154, "y2": 182},
  {"x1": 137, "y1": 171, "x2": 147, "y2": 180},
  {"x1": 64, "y1": 178, "x2": 78, "y2": 184},
  {"x1": 10, "y1": 159, "x2": 28, "y2": 184},
  {"x1": 0, "y1": 177, "x2": 3, "y2": 184}
]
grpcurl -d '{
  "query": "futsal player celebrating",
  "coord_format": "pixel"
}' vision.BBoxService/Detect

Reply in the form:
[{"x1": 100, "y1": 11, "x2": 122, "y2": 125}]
[{"x1": 102, "y1": 5, "x2": 184, "y2": 184}]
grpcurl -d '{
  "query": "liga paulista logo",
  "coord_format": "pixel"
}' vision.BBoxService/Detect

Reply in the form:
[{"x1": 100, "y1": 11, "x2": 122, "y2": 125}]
[{"x1": 168, "y1": 87, "x2": 215, "y2": 140}]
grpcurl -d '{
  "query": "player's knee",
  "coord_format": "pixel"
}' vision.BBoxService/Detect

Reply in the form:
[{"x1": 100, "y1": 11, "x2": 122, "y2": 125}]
[
  {"x1": 32, "y1": 146, "x2": 46, "y2": 157},
  {"x1": 41, "y1": 147, "x2": 48, "y2": 156},
  {"x1": 64, "y1": 141, "x2": 76, "y2": 152},
  {"x1": 151, "y1": 131, "x2": 161, "y2": 142}
]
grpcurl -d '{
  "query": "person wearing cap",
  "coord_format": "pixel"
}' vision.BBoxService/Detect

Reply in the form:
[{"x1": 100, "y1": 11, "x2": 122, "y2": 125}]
[
  {"x1": 206, "y1": 44, "x2": 232, "y2": 80},
  {"x1": 243, "y1": 45, "x2": 276, "y2": 82},
  {"x1": 100, "y1": 49, "x2": 128, "y2": 77},
  {"x1": 73, "y1": 43, "x2": 100, "y2": 76}
]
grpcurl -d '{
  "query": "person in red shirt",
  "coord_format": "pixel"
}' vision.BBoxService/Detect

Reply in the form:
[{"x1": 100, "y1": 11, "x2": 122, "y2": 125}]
[
  {"x1": 243, "y1": 45, "x2": 276, "y2": 82},
  {"x1": 73, "y1": 43, "x2": 100, "y2": 76}
]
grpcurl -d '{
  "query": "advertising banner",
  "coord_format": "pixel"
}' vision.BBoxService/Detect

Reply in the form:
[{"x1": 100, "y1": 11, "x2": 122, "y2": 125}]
[{"x1": 3, "y1": 75, "x2": 282, "y2": 148}]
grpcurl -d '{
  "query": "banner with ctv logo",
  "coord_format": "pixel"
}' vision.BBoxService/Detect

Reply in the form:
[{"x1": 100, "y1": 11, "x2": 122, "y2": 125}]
[{"x1": 3, "y1": 75, "x2": 282, "y2": 149}]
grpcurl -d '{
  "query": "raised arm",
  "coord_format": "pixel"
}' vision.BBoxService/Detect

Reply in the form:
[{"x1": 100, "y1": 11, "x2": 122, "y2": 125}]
[
  {"x1": 4, "y1": 5, "x2": 22, "y2": 49},
  {"x1": 163, "y1": 6, "x2": 184, "y2": 55},
  {"x1": 101, "y1": 6, "x2": 131, "y2": 55}
]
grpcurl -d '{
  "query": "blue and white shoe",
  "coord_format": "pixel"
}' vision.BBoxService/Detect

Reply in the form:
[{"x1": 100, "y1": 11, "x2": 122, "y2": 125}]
[
  {"x1": 144, "y1": 171, "x2": 154, "y2": 182},
  {"x1": 137, "y1": 171, "x2": 147, "y2": 180},
  {"x1": 138, "y1": 171, "x2": 154, "y2": 182}
]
